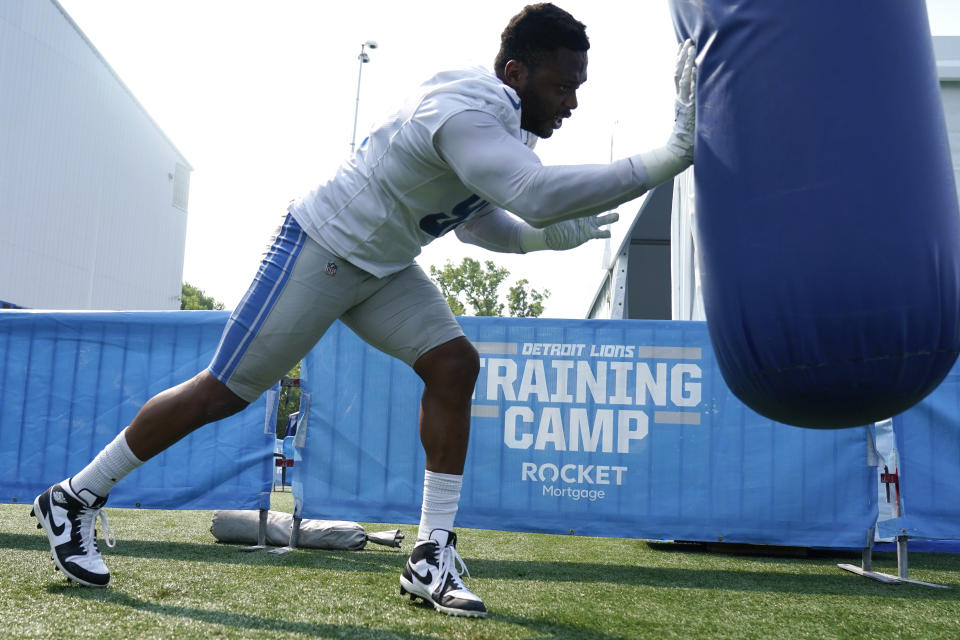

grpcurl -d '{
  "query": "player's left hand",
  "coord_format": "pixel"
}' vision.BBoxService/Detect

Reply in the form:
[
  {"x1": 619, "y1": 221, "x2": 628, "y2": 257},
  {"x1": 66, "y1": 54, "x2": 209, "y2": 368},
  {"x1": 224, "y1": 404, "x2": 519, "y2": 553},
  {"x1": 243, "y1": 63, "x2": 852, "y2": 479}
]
[
  {"x1": 668, "y1": 38, "x2": 697, "y2": 162},
  {"x1": 543, "y1": 212, "x2": 620, "y2": 251}
]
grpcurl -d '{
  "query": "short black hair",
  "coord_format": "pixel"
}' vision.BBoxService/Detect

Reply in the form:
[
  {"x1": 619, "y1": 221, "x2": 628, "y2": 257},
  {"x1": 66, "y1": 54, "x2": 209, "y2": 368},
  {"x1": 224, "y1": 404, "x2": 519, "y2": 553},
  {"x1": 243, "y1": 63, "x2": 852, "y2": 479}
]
[{"x1": 494, "y1": 3, "x2": 589, "y2": 78}]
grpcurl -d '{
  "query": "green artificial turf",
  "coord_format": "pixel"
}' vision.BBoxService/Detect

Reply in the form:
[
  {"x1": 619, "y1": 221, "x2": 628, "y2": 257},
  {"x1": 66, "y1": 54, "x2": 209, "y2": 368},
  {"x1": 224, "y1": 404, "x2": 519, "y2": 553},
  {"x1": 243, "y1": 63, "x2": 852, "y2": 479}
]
[{"x1": 1, "y1": 492, "x2": 958, "y2": 639}]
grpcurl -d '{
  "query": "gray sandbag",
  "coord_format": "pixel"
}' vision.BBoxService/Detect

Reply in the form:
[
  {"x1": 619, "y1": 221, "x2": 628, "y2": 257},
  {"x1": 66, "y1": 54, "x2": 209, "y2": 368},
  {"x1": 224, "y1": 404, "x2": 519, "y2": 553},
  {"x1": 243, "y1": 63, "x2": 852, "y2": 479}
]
[
  {"x1": 299, "y1": 516, "x2": 367, "y2": 550},
  {"x1": 211, "y1": 509, "x2": 293, "y2": 546},
  {"x1": 210, "y1": 510, "x2": 403, "y2": 550}
]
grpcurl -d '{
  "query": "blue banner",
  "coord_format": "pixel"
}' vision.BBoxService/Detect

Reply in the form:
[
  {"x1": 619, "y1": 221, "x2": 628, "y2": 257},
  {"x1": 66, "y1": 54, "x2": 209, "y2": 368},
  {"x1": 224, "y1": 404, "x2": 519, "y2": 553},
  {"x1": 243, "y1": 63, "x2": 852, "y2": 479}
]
[
  {"x1": 0, "y1": 311, "x2": 274, "y2": 510},
  {"x1": 296, "y1": 318, "x2": 876, "y2": 547},
  {"x1": 880, "y1": 365, "x2": 960, "y2": 540}
]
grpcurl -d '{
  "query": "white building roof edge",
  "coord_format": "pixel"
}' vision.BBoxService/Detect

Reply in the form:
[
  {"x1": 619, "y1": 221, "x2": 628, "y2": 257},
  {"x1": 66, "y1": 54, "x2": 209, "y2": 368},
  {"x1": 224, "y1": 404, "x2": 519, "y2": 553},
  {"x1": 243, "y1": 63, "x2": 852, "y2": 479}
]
[
  {"x1": 48, "y1": 0, "x2": 193, "y2": 170},
  {"x1": 934, "y1": 35, "x2": 960, "y2": 82}
]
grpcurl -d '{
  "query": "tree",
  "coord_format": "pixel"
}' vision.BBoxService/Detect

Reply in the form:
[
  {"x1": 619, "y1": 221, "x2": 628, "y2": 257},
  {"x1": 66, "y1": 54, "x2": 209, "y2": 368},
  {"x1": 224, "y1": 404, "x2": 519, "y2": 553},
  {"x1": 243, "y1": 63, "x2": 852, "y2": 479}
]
[
  {"x1": 180, "y1": 282, "x2": 225, "y2": 310},
  {"x1": 429, "y1": 257, "x2": 550, "y2": 317},
  {"x1": 275, "y1": 361, "x2": 301, "y2": 439},
  {"x1": 508, "y1": 279, "x2": 548, "y2": 318}
]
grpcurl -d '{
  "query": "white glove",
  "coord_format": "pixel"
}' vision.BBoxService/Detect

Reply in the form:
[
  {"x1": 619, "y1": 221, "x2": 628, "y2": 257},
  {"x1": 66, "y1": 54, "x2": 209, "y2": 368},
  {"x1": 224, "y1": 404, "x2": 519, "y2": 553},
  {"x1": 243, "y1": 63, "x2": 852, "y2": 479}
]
[
  {"x1": 667, "y1": 38, "x2": 697, "y2": 163},
  {"x1": 636, "y1": 38, "x2": 697, "y2": 186},
  {"x1": 519, "y1": 212, "x2": 620, "y2": 252}
]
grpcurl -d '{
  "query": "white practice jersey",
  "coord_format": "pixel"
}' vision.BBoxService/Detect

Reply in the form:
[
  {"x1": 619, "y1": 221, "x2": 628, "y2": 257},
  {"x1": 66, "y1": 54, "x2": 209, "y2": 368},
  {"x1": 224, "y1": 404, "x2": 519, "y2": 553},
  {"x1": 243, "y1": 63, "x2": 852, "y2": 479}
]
[
  {"x1": 291, "y1": 67, "x2": 657, "y2": 277},
  {"x1": 290, "y1": 67, "x2": 532, "y2": 278}
]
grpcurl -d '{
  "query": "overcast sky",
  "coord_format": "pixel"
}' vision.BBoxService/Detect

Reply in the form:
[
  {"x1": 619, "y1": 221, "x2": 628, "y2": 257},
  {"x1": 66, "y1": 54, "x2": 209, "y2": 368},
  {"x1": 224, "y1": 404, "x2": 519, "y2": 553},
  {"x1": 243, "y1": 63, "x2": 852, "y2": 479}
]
[{"x1": 58, "y1": 1, "x2": 960, "y2": 317}]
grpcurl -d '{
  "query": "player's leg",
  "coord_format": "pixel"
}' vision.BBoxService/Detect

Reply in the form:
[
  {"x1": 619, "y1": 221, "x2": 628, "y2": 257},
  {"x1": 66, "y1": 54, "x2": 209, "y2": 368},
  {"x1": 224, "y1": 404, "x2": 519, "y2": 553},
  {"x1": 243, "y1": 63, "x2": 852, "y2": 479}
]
[
  {"x1": 342, "y1": 264, "x2": 486, "y2": 617},
  {"x1": 412, "y1": 336, "x2": 478, "y2": 474},
  {"x1": 122, "y1": 373, "x2": 248, "y2": 461},
  {"x1": 30, "y1": 371, "x2": 247, "y2": 586},
  {"x1": 32, "y1": 213, "x2": 347, "y2": 587}
]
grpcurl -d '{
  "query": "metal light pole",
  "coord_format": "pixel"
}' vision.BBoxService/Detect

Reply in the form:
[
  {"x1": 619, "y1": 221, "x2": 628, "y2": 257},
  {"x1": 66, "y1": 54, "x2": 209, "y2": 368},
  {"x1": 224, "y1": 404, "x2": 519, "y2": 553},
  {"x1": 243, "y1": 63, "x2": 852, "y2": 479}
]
[{"x1": 351, "y1": 40, "x2": 378, "y2": 154}]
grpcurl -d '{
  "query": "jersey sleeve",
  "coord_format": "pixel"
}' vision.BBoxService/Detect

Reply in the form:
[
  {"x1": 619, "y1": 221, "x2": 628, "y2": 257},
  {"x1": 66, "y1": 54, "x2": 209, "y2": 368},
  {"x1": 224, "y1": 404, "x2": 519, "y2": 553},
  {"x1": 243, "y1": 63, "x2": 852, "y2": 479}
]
[
  {"x1": 453, "y1": 207, "x2": 527, "y2": 253},
  {"x1": 434, "y1": 110, "x2": 654, "y2": 227}
]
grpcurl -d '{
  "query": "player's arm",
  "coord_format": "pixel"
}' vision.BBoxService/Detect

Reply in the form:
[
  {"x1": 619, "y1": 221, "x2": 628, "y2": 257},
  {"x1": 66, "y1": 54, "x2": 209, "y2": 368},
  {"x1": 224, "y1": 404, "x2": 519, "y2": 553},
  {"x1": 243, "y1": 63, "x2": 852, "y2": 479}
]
[
  {"x1": 453, "y1": 207, "x2": 524, "y2": 253},
  {"x1": 435, "y1": 39, "x2": 696, "y2": 230},
  {"x1": 435, "y1": 112, "x2": 639, "y2": 228},
  {"x1": 455, "y1": 206, "x2": 619, "y2": 253}
]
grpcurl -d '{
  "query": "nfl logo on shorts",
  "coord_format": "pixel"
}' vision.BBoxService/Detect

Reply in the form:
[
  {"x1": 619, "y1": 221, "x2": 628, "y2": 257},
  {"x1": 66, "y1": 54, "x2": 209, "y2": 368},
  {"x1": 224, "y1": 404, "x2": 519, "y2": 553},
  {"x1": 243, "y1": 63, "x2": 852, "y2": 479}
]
[{"x1": 325, "y1": 261, "x2": 338, "y2": 276}]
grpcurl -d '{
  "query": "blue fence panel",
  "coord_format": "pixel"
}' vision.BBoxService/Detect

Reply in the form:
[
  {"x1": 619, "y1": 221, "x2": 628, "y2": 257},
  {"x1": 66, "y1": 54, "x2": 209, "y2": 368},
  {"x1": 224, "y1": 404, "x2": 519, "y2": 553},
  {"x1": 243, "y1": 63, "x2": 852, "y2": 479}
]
[
  {"x1": 879, "y1": 364, "x2": 960, "y2": 540},
  {"x1": 296, "y1": 318, "x2": 876, "y2": 547},
  {"x1": 0, "y1": 310, "x2": 274, "y2": 510}
]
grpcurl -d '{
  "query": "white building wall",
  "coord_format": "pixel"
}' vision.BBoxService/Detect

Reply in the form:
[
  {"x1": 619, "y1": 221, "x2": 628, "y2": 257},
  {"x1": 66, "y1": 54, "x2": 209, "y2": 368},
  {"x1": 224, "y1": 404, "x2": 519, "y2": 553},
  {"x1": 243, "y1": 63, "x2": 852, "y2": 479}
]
[
  {"x1": 933, "y1": 37, "x2": 960, "y2": 209},
  {"x1": 943, "y1": 84, "x2": 960, "y2": 206},
  {"x1": 0, "y1": 0, "x2": 190, "y2": 310}
]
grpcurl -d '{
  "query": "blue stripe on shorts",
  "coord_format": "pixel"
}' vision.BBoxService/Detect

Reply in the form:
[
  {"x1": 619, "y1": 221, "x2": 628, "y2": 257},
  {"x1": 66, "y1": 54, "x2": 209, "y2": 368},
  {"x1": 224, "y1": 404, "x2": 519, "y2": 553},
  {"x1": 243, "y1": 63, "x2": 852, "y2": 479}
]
[{"x1": 209, "y1": 213, "x2": 307, "y2": 385}]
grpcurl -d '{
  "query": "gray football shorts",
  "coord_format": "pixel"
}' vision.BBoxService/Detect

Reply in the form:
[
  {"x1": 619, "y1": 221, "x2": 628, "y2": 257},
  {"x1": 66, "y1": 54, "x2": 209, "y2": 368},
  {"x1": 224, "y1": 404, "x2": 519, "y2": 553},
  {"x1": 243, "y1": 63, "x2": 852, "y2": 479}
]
[{"x1": 208, "y1": 213, "x2": 465, "y2": 402}]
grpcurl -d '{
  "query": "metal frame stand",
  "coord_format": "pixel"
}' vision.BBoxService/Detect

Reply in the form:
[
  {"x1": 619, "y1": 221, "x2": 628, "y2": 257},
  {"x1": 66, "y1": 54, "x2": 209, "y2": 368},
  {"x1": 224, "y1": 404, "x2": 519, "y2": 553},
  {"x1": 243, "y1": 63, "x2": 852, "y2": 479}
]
[
  {"x1": 838, "y1": 447, "x2": 948, "y2": 588},
  {"x1": 268, "y1": 516, "x2": 302, "y2": 555},
  {"x1": 838, "y1": 530, "x2": 949, "y2": 588},
  {"x1": 238, "y1": 508, "x2": 270, "y2": 552}
]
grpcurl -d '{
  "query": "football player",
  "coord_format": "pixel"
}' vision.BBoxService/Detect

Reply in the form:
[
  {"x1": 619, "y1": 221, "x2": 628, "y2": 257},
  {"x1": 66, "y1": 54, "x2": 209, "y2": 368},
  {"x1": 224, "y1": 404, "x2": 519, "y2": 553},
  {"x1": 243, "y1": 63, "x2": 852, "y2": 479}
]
[{"x1": 33, "y1": 2, "x2": 696, "y2": 618}]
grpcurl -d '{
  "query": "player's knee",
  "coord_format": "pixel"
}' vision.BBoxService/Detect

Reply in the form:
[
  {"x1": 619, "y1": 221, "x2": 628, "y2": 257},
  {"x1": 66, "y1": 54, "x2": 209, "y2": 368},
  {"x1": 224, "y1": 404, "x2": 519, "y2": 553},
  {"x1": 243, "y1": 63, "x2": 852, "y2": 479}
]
[
  {"x1": 452, "y1": 344, "x2": 481, "y2": 388},
  {"x1": 436, "y1": 344, "x2": 480, "y2": 389},
  {"x1": 417, "y1": 338, "x2": 480, "y2": 391},
  {"x1": 206, "y1": 389, "x2": 249, "y2": 422},
  {"x1": 193, "y1": 372, "x2": 250, "y2": 422}
]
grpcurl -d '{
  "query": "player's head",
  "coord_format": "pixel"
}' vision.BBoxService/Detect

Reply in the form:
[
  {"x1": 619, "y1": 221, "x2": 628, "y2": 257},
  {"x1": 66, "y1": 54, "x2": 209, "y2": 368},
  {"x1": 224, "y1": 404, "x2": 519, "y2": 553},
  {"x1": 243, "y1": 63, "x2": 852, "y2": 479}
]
[{"x1": 495, "y1": 3, "x2": 589, "y2": 138}]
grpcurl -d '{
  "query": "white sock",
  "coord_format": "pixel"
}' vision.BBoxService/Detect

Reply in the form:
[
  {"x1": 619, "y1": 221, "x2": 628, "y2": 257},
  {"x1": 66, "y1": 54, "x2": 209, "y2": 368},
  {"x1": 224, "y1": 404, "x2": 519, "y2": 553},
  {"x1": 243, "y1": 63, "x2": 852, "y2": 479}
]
[
  {"x1": 418, "y1": 470, "x2": 462, "y2": 541},
  {"x1": 65, "y1": 428, "x2": 144, "y2": 506}
]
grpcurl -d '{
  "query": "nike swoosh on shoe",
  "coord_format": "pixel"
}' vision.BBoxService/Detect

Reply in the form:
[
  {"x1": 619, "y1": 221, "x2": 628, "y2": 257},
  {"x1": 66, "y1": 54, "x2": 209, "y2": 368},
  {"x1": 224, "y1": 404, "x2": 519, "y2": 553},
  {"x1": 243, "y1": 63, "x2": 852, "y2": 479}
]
[{"x1": 411, "y1": 566, "x2": 433, "y2": 584}]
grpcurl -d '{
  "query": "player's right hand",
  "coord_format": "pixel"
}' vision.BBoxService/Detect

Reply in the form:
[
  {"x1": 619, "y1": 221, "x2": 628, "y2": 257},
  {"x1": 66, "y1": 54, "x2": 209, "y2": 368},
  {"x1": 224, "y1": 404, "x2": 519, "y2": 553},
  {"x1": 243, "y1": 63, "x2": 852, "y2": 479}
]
[{"x1": 543, "y1": 212, "x2": 619, "y2": 251}]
